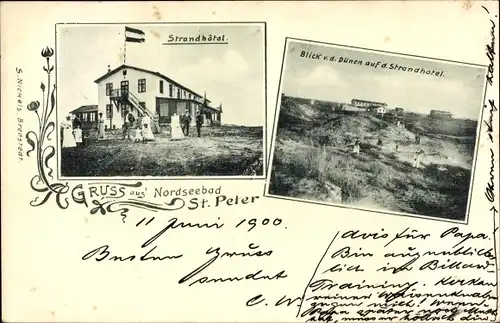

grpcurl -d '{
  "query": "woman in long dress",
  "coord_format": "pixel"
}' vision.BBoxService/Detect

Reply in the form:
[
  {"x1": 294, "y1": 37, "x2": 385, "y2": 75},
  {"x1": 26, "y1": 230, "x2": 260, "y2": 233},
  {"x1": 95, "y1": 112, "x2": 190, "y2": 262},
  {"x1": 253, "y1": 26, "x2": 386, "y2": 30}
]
[
  {"x1": 61, "y1": 115, "x2": 76, "y2": 148},
  {"x1": 97, "y1": 112, "x2": 106, "y2": 140},
  {"x1": 141, "y1": 114, "x2": 155, "y2": 141},
  {"x1": 171, "y1": 113, "x2": 185, "y2": 140}
]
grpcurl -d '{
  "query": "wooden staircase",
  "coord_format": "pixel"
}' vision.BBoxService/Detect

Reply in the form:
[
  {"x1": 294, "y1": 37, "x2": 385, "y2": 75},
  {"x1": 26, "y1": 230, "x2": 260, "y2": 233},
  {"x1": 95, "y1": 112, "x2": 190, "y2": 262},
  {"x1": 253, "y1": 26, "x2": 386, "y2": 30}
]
[{"x1": 110, "y1": 89, "x2": 155, "y2": 119}]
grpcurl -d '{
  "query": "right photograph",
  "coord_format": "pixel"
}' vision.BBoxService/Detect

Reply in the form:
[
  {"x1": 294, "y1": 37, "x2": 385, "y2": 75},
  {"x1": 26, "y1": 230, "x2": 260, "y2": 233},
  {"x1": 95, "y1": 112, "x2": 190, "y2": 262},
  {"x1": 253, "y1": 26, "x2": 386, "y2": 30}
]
[{"x1": 266, "y1": 38, "x2": 488, "y2": 222}]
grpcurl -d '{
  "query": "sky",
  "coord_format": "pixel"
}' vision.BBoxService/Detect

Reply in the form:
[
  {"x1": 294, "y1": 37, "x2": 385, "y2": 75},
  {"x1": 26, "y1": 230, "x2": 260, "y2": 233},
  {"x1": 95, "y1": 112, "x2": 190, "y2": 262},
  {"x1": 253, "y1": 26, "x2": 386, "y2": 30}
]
[
  {"x1": 281, "y1": 40, "x2": 487, "y2": 120},
  {"x1": 57, "y1": 23, "x2": 265, "y2": 126}
]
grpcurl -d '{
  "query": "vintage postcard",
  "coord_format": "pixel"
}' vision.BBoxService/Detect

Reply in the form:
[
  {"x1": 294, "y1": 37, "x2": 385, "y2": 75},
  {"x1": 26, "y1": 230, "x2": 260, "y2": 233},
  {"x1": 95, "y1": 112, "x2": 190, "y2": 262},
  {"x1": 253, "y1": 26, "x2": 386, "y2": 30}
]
[
  {"x1": 266, "y1": 38, "x2": 488, "y2": 223},
  {"x1": 1, "y1": 1, "x2": 499, "y2": 323},
  {"x1": 57, "y1": 22, "x2": 266, "y2": 179}
]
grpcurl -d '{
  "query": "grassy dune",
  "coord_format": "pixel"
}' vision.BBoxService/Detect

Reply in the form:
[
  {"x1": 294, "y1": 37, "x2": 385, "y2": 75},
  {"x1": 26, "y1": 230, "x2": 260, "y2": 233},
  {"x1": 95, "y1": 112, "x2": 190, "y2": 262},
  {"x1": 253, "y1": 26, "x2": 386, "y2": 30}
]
[{"x1": 269, "y1": 96, "x2": 477, "y2": 220}]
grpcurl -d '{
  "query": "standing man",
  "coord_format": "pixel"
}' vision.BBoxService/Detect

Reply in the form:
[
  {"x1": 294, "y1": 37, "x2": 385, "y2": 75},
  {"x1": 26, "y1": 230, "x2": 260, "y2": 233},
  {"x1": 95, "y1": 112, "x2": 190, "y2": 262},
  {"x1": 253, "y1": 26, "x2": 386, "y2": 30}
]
[
  {"x1": 196, "y1": 110, "x2": 203, "y2": 137},
  {"x1": 122, "y1": 108, "x2": 135, "y2": 140},
  {"x1": 72, "y1": 114, "x2": 82, "y2": 130},
  {"x1": 182, "y1": 109, "x2": 192, "y2": 136}
]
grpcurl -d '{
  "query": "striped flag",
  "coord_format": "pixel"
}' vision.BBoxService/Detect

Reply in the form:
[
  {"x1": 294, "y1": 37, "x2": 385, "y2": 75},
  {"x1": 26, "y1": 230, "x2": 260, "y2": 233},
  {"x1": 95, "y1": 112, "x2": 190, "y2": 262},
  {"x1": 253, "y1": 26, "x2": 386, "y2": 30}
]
[{"x1": 125, "y1": 26, "x2": 145, "y2": 43}]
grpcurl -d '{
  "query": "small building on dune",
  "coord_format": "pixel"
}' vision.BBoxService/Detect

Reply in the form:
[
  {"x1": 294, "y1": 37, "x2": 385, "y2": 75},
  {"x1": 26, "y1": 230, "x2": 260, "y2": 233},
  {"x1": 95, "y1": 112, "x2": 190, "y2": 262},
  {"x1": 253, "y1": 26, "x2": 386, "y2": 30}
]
[
  {"x1": 351, "y1": 99, "x2": 387, "y2": 109},
  {"x1": 69, "y1": 105, "x2": 98, "y2": 130},
  {"x1": 429, "y1": 110, "x2": 452, "y2": 119},
  {"x1": 376, "y1": 106, "x2": 387, "y2": 116}
]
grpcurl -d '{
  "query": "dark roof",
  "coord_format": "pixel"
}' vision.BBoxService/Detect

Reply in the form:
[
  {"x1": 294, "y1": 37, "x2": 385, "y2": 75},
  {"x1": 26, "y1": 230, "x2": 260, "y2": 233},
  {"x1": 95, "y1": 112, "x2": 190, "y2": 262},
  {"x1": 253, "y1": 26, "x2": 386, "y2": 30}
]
[
  {"x1": 352, "y1": 99, "x2": 387, "y2": 105},
  {"x1": 70, "y1": 105, "x2": 98, "y2": 114},
  {"x1": 205, "y1": 105, "x2": 220, "y2": 113},
  {"x1": 94, "y1": 64, "x2": 209, "y2": 101}
]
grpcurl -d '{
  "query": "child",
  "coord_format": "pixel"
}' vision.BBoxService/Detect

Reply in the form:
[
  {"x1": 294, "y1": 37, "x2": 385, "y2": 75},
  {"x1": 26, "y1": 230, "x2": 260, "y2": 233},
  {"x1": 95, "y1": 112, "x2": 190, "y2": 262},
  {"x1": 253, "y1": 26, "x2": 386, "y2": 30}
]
[
  {"x1": 134, "y1": 126, "x2": 143, "y2": 143},
  {"x1": 353, "y1": 139, "x2": 360, "y2": 154},
  {"x1": 73, "y1": 125, "x2": 83, "y2": 147},
  {"x1": 413, "y1": 150, "x2": 424, "y2": 169},
  {"x1": 83, "y1": 131, "x2": 89, "y2": 147}
]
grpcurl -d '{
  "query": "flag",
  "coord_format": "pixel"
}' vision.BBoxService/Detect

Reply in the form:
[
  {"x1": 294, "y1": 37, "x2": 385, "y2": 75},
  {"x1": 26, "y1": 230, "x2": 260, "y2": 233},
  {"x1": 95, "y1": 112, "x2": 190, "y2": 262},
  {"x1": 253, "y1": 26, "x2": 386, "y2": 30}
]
[{"x1": 125, "y1": 26, "x2": 145, "y2": 43}]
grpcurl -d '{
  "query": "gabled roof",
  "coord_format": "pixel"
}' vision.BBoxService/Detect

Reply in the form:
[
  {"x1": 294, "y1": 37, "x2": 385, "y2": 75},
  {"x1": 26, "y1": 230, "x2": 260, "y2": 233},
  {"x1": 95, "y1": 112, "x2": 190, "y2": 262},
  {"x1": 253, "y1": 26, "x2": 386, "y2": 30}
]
[
  {"x1": 70, "y1": 105, "x2": 98, "y2": 114},
  {"x1": 94, "y1": 64, "x2": 209, "y2": 101}
]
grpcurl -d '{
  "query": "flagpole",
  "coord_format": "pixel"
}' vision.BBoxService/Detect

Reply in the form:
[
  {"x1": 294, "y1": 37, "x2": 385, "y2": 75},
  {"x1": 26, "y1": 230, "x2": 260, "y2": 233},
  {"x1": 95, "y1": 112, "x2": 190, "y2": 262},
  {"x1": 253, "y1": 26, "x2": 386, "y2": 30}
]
[{"x1": 123, "y1": 28, "x2": 127, "y2": 79}]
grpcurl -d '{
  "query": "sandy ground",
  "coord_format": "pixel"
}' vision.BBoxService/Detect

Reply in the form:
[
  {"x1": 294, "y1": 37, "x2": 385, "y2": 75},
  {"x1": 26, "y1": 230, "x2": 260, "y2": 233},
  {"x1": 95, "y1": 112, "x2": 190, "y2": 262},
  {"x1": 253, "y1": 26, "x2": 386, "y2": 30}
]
[
  {"x1": 269, "y1": 96, "x2": 477, "y2": 220},
  {"x1": 61, "y1": 125, "x2": 264, "y2": 177}
]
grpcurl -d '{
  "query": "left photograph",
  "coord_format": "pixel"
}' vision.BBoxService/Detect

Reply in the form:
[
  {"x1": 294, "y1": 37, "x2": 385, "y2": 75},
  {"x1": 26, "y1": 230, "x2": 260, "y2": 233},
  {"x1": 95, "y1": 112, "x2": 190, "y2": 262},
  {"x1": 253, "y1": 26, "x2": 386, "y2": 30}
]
[{"x1": 57, "y1": 22, "x2": 266, "y2": 178}]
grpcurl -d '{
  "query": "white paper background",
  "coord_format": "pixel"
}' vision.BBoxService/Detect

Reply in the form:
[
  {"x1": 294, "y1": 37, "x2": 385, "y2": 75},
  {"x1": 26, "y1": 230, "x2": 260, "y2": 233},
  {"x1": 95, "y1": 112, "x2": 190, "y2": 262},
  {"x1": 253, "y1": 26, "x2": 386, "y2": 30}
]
[{"x1": 1, "y1": 1, "x2": 499, "y2": 322}]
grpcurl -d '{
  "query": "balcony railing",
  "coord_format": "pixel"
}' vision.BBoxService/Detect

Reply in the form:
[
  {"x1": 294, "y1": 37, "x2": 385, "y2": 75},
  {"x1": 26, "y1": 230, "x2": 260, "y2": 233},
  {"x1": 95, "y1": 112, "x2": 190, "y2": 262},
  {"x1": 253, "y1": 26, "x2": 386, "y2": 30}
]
[{"x1": 110, "y1": 89, "x2": 128, "y2": 99}]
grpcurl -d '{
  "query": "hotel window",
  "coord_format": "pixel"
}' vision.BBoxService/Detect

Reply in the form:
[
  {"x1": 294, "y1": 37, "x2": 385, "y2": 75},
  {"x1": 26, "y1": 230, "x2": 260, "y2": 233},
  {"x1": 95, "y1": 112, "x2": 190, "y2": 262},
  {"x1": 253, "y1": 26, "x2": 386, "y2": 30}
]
[
  {"x1": 82, "y1": 113, "x2": 88, "y2": 122},
  {"x1": 138, "y1": 79, "x2": 146, "y2": 93},
  {"x1": 159, "y1": 80, "x2": 164, "y2": 94},
  {"x1": 120, "y1": 81, "x2": 129, "y2": 96},
  {"x1": 106, "y1": 104, "x2": 113, "y2": 118},
  {"x1": 177, "y1": 89, "x2": 181, "y2": 99},
  {"x1": 183, "y1": 90, "x2": 186, "y2": 98},
  {"x1": 106, "y1": 83, "x2": 113, "y2": 96},
  {"x1": 169, "y1": 84, "x2": 173, "y2": 97},
  {"x1": 188, "y1": 93, "x2": 192, "y2": 100},
  {"x1": 90, "y1": 112, "x2": 96, "y2": 122}
]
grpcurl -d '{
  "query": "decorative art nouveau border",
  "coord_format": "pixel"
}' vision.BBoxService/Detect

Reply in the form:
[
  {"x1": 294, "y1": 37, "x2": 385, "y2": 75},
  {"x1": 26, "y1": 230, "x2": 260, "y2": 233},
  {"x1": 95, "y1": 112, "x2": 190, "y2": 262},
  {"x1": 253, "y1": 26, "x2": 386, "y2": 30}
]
[{"x1": 25, "y1": 47, "x2": 186, "y2": 223}]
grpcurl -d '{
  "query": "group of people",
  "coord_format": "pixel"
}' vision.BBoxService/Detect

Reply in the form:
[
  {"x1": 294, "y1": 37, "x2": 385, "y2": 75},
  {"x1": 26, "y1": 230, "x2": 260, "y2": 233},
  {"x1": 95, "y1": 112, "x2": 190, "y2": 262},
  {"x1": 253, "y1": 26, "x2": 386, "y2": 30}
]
[
  {"x1": 171, "y1": 109, "x2": 204, "y2": 140},
  {"x1": 349, "y1": 132, "x2": 426, "y2": 169},
  {"x1": 121, "y1": 109, "x2": 158, "y2": 142},
  {"x1": 61, "y1": 107, "x2": 206, "y2": 148},
  {"x1": 61, "y1": 114, "x2": 85, "y2": 148}
]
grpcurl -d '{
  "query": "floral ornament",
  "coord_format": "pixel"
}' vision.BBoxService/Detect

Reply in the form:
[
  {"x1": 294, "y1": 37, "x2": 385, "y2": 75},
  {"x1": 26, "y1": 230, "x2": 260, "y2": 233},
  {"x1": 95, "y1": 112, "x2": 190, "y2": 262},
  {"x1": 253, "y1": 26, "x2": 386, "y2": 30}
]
[
  {"x1": 90, "y1": 197, "x2": 186, "y2": 223},
  {"x1": 27, "y1": 100, "x2": 40, "y2": 111},
  {"x1": 41, "y1": 47, "x2": 54, "y2": 73},
  {"x1": 26, "y1": 47, "x2": 67, "y2": 208},
  {"x1": 41, "y1": 47, "x2": 54, "y2": 58},
  {"x1": 25, "y1": 46, "x2": 188, "y2": 221}
]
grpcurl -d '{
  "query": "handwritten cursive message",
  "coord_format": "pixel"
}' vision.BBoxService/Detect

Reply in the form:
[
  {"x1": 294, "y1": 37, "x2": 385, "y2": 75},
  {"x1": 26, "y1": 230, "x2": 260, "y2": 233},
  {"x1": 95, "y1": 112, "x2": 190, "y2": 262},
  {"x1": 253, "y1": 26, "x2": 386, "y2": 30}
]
[
  {"x1": 81, "y1": 211, "x2": 289, "y2": 286},
  {"x1": 482, "y1": 6, "x2": 498, "y2": 210},
  {"x1": 291, "y1": 225, "x2": 498, "y2": 322}
]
